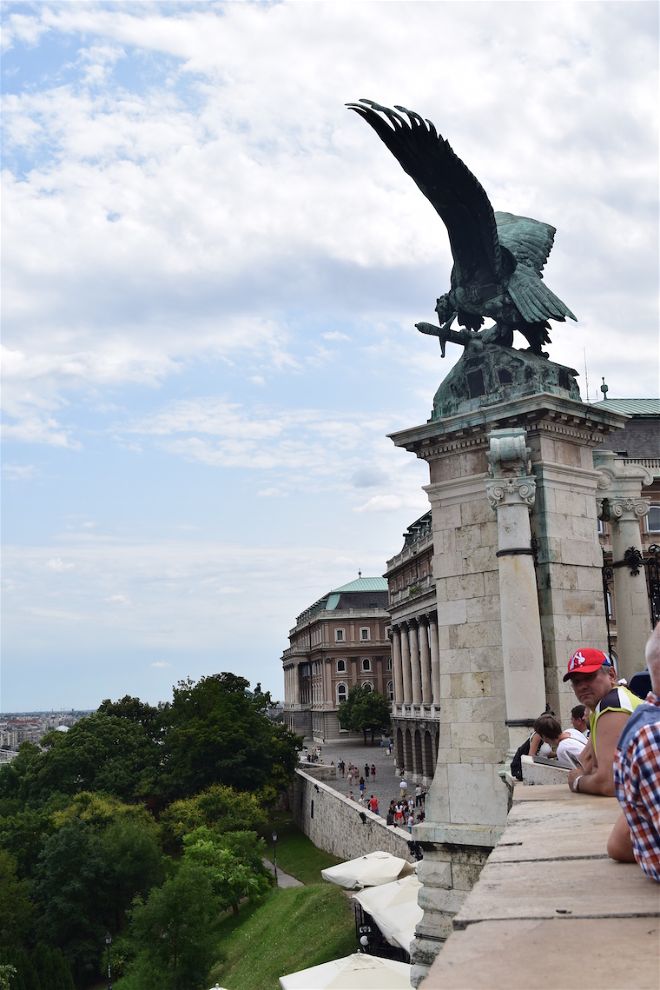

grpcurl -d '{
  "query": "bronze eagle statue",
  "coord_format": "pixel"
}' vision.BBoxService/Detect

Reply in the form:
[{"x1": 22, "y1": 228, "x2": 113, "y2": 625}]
[{"x1": 347, "y1": 99, "x2": 577, "y2": 356}]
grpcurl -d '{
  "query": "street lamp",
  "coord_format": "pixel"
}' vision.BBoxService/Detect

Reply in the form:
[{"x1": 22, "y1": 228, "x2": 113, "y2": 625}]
[
  {"x1": 272, "y1": 831, "x2": 278, "y2": 883},
  {"x1": 104, "y1": 933, "x2": 112, "y2": 989}
]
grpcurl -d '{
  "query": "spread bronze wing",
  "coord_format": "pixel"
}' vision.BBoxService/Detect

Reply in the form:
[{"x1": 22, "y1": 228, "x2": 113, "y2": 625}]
[
  {"x1": 347, "y1": 99, "x2": 503, "y2": 286},
  {"x1": 495, "y1": 212, "x2": 577, "y2": 322},
  {"x1": 494, "y1": 212, "x2": 555, "y2": 274}
]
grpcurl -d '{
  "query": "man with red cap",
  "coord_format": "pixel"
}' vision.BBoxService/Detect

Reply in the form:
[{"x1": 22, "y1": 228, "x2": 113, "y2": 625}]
[{"x1": 563, "y1": 647, "x2": 643, "y2": 796}]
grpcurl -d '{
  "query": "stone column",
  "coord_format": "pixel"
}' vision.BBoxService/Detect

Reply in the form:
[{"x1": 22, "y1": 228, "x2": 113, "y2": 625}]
[
  {"x1": 595, "y1": 450, "x2": 653, "y2": 680},
  {"x1": 392, "y1": 626, "x2": 404, "y2": 706},
  {"x1": 388, "y1": 389, "x2": 629, "y2": 988},
  {"x1": 486, "y1": 428, "x2": 546, "y2": 755},
  {"x1": 419, "y1": 617, "x2": 432, "y2": 704},
  {"x1": 429, "y1": 612, "x2": 441, "y2": 705},
  {"x1": 292, "y1": 663, "x2": 301, "y2": 705},
  {"x1": 409, "y1": 620, "x2": 422, "y2": 705},
  {"x1": 401, "y1": 622, "x2": 413, "y2": 704}
]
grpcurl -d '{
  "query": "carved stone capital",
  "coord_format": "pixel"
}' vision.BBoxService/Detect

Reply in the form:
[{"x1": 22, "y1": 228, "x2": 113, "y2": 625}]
[
  {"x1": 486, "y1": 476, "x2": 537, "y2": 510},
  {"x1": 609, "y1": 496, "x2": 649, "y2": 522}
]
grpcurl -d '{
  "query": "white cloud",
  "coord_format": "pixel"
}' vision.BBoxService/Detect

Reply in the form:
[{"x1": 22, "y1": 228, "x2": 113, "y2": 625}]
[
  {"x1": 355, "y1": 493, "x2": 429, "y2": 514},
  {"x1": 105, "y1": 593, "x2": 130, "y2": 606},
  {"x1": 2, "y1": 2, "x2": 656, "y2": 449},
  {"x1": 46, "y1": 557, "x2": 75, "y2": 572},
  {"x1": 150, "y1": 660, "x2": 172, "y2": 669},
  {"x1": 2, "y1": 464, "x2": 37, "y2": 482}
]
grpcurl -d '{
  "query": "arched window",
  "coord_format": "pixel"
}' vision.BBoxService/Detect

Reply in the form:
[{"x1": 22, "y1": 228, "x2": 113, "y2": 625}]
[
  {"x1": 363, "y1": 681, "x2": 374, "y2": 693},
  {"x1": 387, "y1": 680, "x2": 394, "y2": 702},
  {"x1": 336, "y1": 658, "x2": 346, "y2": 673},
  {"x1": 361, "y1": 657, "x2": 371, "y2": 672},
  {"x1": 336, "y1": 682, "x2": 348, "y2": 704}
]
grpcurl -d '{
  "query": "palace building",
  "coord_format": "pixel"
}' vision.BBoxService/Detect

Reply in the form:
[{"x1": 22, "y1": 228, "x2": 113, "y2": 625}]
[
  {"x1": 384, "y1": 512, "x2": 441, "y2": 786},
  {"x1": 281, "y1": 576, "x2": 392, "y2": 741}
]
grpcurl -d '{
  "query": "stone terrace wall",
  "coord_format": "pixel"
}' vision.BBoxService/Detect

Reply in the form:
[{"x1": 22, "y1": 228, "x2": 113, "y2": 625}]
[{"x1": 293, "y1": 768, "x2": 413, "y2": 862}]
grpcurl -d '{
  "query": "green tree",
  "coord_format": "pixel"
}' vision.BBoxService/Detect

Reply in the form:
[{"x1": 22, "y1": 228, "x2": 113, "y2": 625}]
[
  {"x1": 0, "y1": 852, "x2": 33, "y2": 951},
  {"x1": 97, "y1": 695, "x2": 165, "y2": 742},
  {"x1": 0, "y1": 744, "x2": 42, "y2": 802},
  {"x1": 33, "y1": 946, "x2": 74, "y2": 990},
  {"x1": 27, "y1": 714, "x2": 160, "y2": 804},
  {"x1": 181, "y1": 827, "x2": 270, "y2": 913},
  {"x1": 128, "y1": 862, "x2": 219, "y2": 990},
  {"x1": 0, "y1": 965, "x2": 15, "y2": 990},
  {"x1": 159, "y1": 674, "x2": 299, "y2": 801},
  {"x1": 99, "y1": 817, "x2": 165, "y2": 930},
  {"x1": 0, "y1": 806, "x2": 54, "y2": 878},
  {"x1": 31, "y1": 821, "x2": 109, "y2": 983},
  {"x1": 159, "y1": 783, "x2": 266, "y2": 852},
  {"x1": 338, "y1": 686, "x2": 391, "y2": 743}
]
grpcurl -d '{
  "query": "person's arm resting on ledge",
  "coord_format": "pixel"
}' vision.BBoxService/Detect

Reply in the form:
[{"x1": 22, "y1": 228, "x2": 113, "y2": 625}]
[{"x1": 567, "y1": 711, "x2": 629, "y2": 796}]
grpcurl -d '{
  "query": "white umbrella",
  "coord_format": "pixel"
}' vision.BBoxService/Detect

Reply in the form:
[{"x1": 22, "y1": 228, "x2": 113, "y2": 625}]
[
  {"x1": 321, "y1": 851, "x2": 414, "y2": 890},
  {"x1": 353, "y1": 874, "x2": 422, "y2": 953},
  {"x1": 279, "y1": 952, "x2": 411, "y2": 989}
]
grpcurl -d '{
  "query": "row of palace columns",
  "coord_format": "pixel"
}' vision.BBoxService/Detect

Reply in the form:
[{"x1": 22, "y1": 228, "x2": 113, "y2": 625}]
[
  {"x1": 390, "y1": 612, "x2": 440, "y2": 707},
  {"x1": 284, "y1": 665, "x2": 300, "y2": 705}
]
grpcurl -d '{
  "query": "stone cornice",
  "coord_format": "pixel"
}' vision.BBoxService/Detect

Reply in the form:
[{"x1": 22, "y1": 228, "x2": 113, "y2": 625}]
[{"x1": 389, "y1": 393, "x2": 628, "y2": 457}]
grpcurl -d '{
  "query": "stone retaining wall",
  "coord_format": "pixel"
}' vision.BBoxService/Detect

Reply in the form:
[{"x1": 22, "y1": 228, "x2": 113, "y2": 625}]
[{"x1": 293, "y1": 768, "x2": 413, "y2": 861}]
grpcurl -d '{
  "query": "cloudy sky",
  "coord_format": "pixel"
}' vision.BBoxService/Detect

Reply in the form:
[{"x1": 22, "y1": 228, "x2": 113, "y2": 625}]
[{"x1": 2, "y1": 1, "x2": 658, "y2": 711}]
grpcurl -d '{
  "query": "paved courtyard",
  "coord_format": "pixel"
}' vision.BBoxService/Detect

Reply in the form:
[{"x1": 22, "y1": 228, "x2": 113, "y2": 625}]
[{"x1": 300, "y1": 736, "x2": 423, "y2": 819}]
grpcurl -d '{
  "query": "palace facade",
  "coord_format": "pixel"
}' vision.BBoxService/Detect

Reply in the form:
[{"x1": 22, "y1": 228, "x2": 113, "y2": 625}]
[{"x1": 281, "y1": 576, "x2": 392, "y2": 741}]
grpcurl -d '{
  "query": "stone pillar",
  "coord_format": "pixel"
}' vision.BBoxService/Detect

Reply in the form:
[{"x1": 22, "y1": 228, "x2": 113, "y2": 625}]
[
  {"x1": 429, "y1": 612, "x2": 441, "y2": 705},
  {"x1": 292, "y1": 664, "x2": 301, "y2": 705},
  {"x1": 409, "y1": 620, "x2": 422, "y2": 705},
  {"x1": 401, "y1": 622, "x2": 413, "y2": 704},
  {"x1": 389, "y1": 390, "x2": 628, "y2": 987},
  {"x1": 595, "y1": 450, "x2": 653, "y2": 680},
  {"x1": 486, "y1": 429, "x2": 546, "y2": 754},
  {"x1": 392, "y1": 627, "x2": 404, "y2": 706},
  {"x1": 419, "y1": 617, "x2": 432, "y2": 704}
]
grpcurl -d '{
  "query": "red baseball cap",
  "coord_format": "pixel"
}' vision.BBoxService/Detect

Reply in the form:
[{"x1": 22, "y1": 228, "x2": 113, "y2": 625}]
[{"x1": 563, "y1": 648, "x2": 614, "y2": 682}]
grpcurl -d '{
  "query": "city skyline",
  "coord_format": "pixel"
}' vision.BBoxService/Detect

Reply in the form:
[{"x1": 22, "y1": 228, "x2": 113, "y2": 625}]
[{"x1": 2, "y1": 2, "x2": 658, "y2": 710}]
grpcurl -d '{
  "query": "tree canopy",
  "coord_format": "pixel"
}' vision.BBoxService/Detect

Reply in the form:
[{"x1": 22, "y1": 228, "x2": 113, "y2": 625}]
[
  {"x1": 158, "y1": 673, "x2": 299, "y2": 801},
  {"x1": 0, "y1": 671, "x2": 298, "y2": 988},
  {"x1": 337, "y1": 686, "x2": 391, "y2": 743}
]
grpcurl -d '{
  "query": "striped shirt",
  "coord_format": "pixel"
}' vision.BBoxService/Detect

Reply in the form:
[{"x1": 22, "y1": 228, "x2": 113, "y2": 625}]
[{"x1": 613, "y1": 692, "x2": 660, "y2": 883}]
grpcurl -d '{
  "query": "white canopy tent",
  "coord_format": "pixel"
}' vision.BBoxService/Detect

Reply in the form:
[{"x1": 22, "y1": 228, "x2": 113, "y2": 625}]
[
  {"x1": 352, "y1": 874, "x2": 422, "y2": 955},
  {"x1": 279, "y1": 952, "x2": 411, "y2": 989},
  {"x1": 320, "y1": 851, "x2": 414, "y2": 890}
]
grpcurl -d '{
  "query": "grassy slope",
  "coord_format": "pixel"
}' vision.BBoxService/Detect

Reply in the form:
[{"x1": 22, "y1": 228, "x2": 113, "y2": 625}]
[
  {"x1": 263, "y1": 818, "x2": 343, "y2": 885},
  {"x1": 208, "y1": 884, "x2": 356, "y2": 990}
]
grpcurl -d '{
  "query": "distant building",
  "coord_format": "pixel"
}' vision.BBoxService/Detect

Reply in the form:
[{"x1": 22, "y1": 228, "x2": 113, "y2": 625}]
[
  {"x1": 593, "y1": 396, "x2": 660, "y2": 652},
  {"x1": 384, "y1": 513, "x2": 440, "y2": 784},
  {"x1": 282, "y1": 576, "x2": 392, "y2": 741}
]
